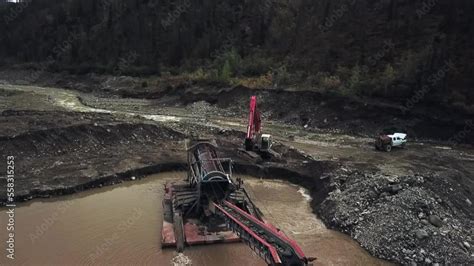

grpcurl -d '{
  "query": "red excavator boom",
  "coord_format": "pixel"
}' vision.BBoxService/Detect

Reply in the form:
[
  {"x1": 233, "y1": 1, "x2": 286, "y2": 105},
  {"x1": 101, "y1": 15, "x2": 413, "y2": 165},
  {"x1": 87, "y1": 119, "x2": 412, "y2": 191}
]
[
  {"x1": 245, "y1": 96, "x2": 262, "y2": 151},
  {"x1": 246, "y1": 96, "x2": 261, "y2": 140}
]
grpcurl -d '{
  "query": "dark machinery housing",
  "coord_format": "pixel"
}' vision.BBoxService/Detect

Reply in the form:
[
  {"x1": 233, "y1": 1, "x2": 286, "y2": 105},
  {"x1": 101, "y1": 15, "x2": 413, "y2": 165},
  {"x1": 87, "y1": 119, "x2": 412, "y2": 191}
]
[{"x1": 187, "y1": 139, "x2": 234, "y2": 204}]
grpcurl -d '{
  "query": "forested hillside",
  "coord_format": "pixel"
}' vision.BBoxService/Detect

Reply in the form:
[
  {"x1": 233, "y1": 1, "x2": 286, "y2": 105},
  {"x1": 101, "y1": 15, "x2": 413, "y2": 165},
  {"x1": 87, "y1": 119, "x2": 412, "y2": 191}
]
[{"x1": 1, "y1": 0, "x2": 473, "y2": 108}]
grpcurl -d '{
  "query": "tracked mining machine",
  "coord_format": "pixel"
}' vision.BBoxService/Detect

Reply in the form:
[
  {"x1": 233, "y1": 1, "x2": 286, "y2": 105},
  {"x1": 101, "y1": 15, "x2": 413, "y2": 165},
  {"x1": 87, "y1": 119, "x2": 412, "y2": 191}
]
[
  {"x1": 240, "y1": 95, "x2": 279, "y2": 160},
  {"x1": 162, "y1": 139, "x2": 314, "y2": 266}
]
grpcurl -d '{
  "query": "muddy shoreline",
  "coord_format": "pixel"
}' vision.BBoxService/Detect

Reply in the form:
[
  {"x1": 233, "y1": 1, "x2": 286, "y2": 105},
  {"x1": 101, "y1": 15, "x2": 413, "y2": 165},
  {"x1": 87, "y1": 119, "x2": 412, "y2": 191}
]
[
  {"x1": 2, "y1": 124, "x2": 472, "y2": 264},
  {"x1": 3, "y1": 142, "x2": 472, "y2": 264}
]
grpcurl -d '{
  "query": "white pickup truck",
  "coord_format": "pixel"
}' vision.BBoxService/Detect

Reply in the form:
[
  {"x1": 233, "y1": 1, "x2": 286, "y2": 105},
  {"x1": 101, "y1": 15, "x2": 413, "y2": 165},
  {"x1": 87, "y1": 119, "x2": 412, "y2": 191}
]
[{"x1": 375, "y1": 133, "x2": 407, "y2": 152}]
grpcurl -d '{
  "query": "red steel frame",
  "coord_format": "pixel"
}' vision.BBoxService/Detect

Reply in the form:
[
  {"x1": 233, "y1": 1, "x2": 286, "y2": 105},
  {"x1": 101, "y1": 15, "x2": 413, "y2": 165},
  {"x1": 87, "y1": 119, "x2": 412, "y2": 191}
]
[
  {"x1": 222, "y1": 200, "x2": 307, "y2": 261},
  {"x1": 213, "y1": 202, "x2": 283, "y2": 265}
]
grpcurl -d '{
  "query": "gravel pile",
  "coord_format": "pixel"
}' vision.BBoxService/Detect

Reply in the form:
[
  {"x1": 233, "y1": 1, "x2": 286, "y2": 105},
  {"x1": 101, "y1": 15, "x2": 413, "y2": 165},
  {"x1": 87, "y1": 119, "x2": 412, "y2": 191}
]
[
  {"x1": 186, "y1": 101, "x2": 218, "y2": 117},
  {"x1": 318, "y1": 170, "x2": 473, "y2": 265},
  {"x1": 185, "y1": 100, "x2": 240, "y2": 118}
]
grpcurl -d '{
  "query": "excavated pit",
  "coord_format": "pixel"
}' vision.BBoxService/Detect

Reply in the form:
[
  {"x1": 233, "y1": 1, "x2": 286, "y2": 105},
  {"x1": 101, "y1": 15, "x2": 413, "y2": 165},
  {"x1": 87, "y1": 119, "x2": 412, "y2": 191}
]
[
  {"x1": 0, "y1": 83, "x2": 472, "y2": 265},
  {"x1": 0, "y1": 172, "x2": 388, "y2": 266}
]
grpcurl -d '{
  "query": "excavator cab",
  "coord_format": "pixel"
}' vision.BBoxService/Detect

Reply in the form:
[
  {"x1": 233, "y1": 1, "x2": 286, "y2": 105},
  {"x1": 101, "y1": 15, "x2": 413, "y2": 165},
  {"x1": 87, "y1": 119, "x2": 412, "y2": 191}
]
[{"x1": 259, "y1": 134, "x2": 272, "y2": 151}]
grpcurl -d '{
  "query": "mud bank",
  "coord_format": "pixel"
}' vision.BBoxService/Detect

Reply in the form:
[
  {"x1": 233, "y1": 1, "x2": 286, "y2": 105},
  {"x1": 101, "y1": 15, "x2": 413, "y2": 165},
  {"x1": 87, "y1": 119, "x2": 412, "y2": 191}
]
[
  {"x1": 0, "y1": 82, "x2": 472, "y2": 265},
  {"x1": 8, "y1": 130, "x2": 465, "y2": 266},
  {"x1": 0, "y1": 108, "x2": 331, "y2": 206},
  {"x1": 235, "y1": 160, "x2": 474, "y2": 265},
  {"x1": 1, "y1": 71, "x2": 473, "y2": 144},
  {"x1": 4, "y1": 138, "x2": 472, "y2": 265},
  {"x1": 0, "y1": 113, "x2": 187, "y2": 203},
  {"x1": 1, "y1": 132, "x2": 472, "y2": 265},
  {"x1": 0, "y1": 172, "x2": 390, "y2": 266}
]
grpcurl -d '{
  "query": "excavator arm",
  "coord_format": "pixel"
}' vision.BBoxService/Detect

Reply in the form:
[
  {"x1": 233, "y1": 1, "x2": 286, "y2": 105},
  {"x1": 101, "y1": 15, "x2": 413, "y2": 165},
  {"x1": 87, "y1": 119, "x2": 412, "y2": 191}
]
[{"x1": 245, "y1": 96, "x2": 262, "y2": 150}]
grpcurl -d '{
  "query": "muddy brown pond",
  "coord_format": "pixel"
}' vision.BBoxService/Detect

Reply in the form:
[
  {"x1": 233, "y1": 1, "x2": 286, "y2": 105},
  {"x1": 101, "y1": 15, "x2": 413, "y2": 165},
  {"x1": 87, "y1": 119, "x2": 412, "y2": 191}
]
[{"x1": 0, "y1": 172, "x2": 389, "y2": 265}]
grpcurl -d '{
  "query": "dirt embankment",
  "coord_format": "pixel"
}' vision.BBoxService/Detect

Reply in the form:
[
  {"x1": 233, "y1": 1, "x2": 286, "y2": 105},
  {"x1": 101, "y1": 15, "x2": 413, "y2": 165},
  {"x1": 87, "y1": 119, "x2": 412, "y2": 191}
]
[
  {"x1": 0, "y1": 76, "x2": 473, "y2": 264},
  {"x1": 0, "y1": 109, "x2": 327, "y2": 205},
  {"x1": 1, "y1": 69, "x2": 472, "y2": 144},
  {"x1": 173, "y1": 85, "x2": 474, "y2": 145},
  {"x1": 0, "y1": 110, "x2": 186, "y2": 202}
]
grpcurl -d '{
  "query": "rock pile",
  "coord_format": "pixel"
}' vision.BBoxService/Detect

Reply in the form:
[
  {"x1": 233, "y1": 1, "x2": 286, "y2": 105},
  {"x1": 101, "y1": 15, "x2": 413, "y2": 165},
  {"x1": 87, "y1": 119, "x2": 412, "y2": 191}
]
[{"x1": 318, "y1": 170, "x2": 473, "y2": 265}]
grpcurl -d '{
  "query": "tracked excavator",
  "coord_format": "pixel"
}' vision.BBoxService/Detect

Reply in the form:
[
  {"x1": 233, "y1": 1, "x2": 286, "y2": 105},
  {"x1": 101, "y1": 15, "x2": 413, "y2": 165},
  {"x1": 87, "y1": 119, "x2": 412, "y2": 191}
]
[{"x1": 241, "y1": 96, "x2": 278, "y2": 160}]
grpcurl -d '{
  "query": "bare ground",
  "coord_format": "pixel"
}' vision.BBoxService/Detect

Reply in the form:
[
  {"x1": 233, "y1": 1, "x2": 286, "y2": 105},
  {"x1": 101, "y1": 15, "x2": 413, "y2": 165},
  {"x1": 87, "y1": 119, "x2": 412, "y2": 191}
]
[{"x1": 0, "y1": 75, "x2": 472, "y2": 265}]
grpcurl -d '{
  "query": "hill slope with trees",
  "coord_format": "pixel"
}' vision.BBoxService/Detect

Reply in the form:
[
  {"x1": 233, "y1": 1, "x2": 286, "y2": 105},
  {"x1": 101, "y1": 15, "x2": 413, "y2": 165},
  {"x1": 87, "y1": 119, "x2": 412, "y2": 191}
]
[{"x1": 0, "y1": 0, "x2": 473, "y2": 109}]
